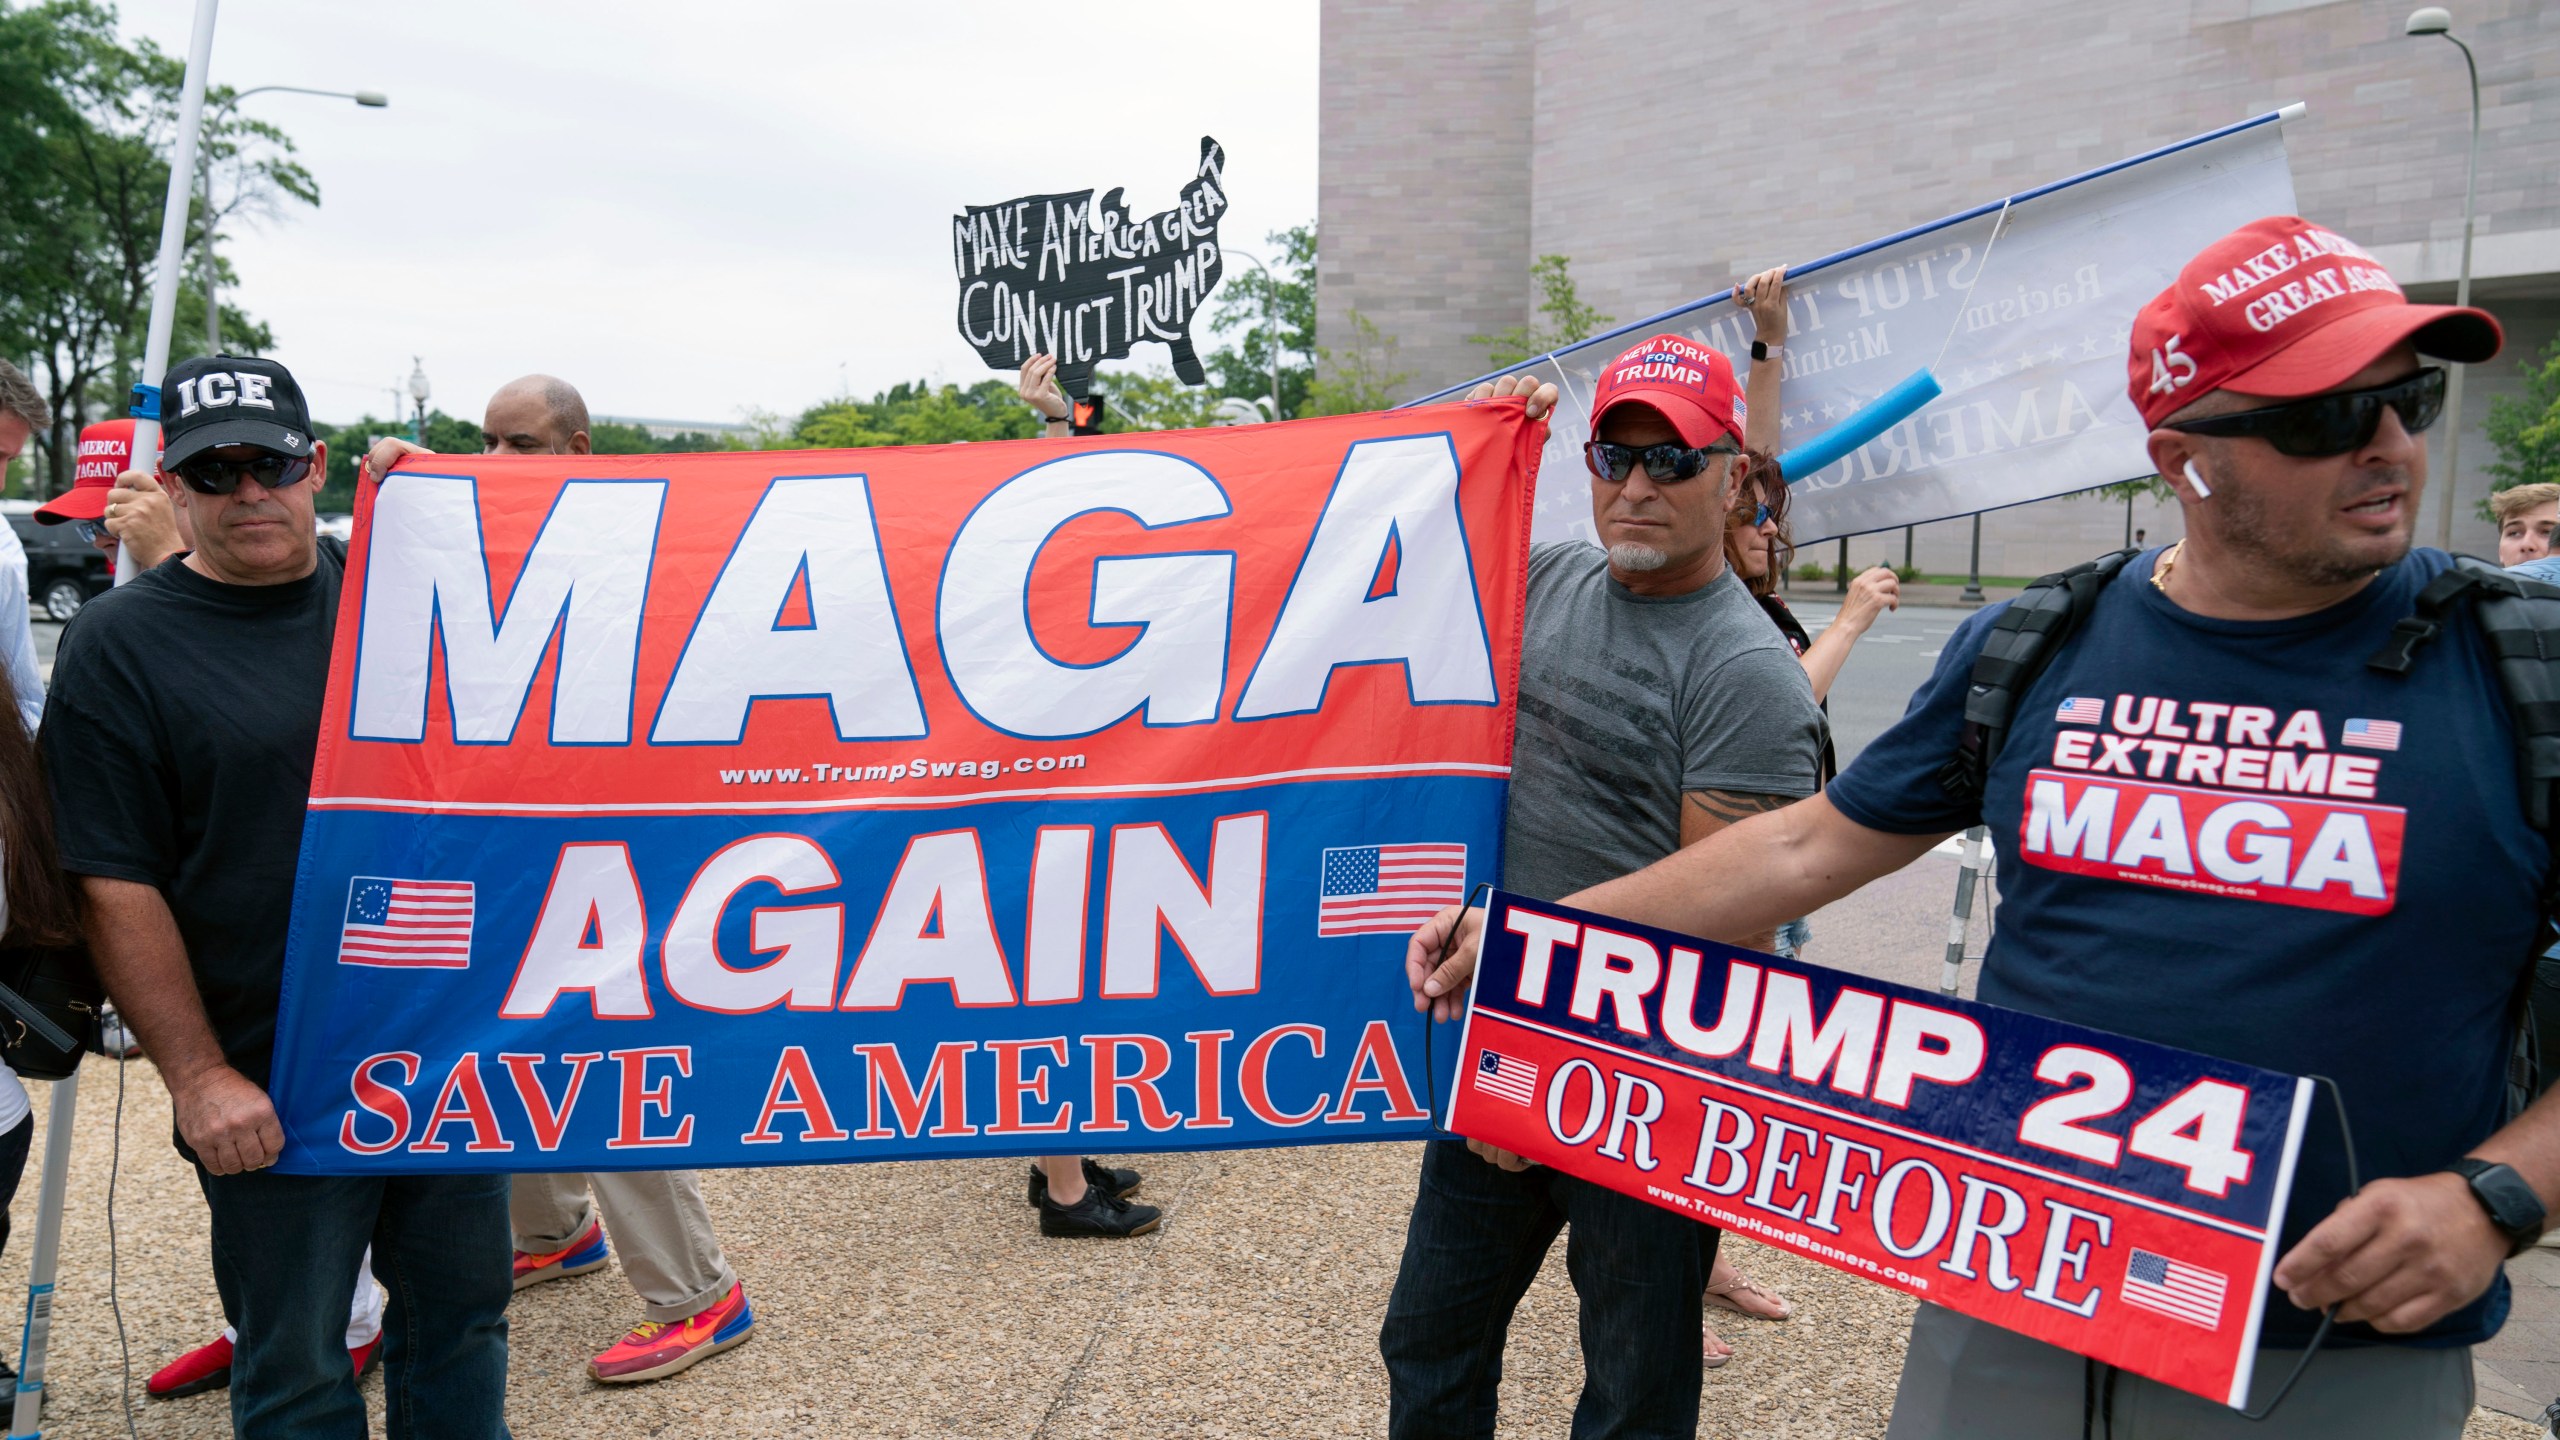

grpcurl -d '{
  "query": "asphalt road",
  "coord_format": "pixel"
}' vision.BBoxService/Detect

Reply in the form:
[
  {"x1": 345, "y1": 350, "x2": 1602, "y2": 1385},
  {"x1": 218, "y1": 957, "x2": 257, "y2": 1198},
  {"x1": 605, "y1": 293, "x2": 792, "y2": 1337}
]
[{"x1": 1776, "y1": 598, "x2": 1980, "y2": 766}]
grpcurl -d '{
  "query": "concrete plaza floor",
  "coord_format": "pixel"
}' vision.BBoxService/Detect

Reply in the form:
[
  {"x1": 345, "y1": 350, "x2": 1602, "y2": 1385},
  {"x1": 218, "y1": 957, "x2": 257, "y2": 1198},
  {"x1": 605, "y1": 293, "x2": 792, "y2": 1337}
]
[{"x1": 5, "y1": 849, "x2": 2543, "y2": 1438}]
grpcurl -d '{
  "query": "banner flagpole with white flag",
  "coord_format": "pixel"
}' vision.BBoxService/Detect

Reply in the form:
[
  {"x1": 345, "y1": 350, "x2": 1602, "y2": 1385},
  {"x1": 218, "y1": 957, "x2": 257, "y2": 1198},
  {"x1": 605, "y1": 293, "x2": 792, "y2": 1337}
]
[{"x1": 1410, "y1": 107, "x2": 2307, "y2": 546}]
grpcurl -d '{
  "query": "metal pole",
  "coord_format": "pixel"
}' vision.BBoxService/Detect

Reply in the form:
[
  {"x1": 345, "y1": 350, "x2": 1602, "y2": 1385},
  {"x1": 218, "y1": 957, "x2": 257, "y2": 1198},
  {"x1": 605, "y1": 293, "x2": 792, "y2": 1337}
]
[
  {"x1": 1835, "y1": 536, "x2": 1849, "y2": 593},
  {"x1": 1961, "y1": 512, "x2": 1986, "y2": 603},
  {"x1": 7, "y1": 1077, "x2": 80, "y2": 1438},
  {"x1": 2432, "y1": 34, "x2": 2481, "y2": 553},
  {"x1": 1903, "y1": 525, "x2": 1913, "y2": 572},
  {"x1": 120, "y1": 0, "x2": 220, "y2": 588},
  {"x1": 1940, "y1": 826, "x2": 1990, "y2": 997}
]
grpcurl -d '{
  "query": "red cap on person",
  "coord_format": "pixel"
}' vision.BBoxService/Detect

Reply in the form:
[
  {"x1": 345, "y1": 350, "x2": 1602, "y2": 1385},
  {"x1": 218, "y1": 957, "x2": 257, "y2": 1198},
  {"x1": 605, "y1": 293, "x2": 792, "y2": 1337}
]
[
  {"x1": 1589, "y1": 333, "x2": 1748, "y2": 449},
  {"x1": 35, "y1": 418, "x2": 134, "y2": 525},
  {"x1": 2128, "y1": 215, "x2": 2501, "y2": 429}
]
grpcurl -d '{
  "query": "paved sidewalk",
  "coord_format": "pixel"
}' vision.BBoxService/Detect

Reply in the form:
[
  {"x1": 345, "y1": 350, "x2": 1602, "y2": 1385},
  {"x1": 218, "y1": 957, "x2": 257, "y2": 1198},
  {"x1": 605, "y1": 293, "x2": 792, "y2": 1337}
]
[{"x1": 5, "y1": 854, "x2": 2542, "y2": 1437}]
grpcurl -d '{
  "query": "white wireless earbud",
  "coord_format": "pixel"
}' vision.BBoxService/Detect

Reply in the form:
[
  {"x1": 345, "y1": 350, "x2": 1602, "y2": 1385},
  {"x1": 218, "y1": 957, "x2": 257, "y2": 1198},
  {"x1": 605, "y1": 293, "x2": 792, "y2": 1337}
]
[{"x1": 2183, "y1": 459, "x2": 2213, "y2": 499}]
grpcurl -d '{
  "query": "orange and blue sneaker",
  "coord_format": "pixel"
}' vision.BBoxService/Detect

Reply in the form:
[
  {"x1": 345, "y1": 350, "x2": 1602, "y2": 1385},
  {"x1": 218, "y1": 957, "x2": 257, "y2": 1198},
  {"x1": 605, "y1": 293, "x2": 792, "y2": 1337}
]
[
  {"x1": 513, "y1": 1218, "x2": 610, "y2": 1291},
  {"x1": 587, "y1": 1282, "x2": 754, "y2": 1384}
]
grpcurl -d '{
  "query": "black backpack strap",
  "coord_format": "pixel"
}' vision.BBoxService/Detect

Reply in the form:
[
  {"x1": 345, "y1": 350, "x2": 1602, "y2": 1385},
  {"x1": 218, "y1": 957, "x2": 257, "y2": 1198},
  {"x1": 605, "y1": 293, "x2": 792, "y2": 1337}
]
[
  {"x1": 2369, "y1": 555, "x2": 2560, "y2": 1117},
  {"x1": 1938, "y1": 547, "x2": 2141, "y2": 803}
]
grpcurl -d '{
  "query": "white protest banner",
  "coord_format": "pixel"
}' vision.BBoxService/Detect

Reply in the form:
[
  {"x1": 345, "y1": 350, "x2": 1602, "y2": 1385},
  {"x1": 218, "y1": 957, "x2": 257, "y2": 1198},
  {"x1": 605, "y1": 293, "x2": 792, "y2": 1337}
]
[{"x1": 1411, "y1": 110, "x2": 2304, "y2": 545}]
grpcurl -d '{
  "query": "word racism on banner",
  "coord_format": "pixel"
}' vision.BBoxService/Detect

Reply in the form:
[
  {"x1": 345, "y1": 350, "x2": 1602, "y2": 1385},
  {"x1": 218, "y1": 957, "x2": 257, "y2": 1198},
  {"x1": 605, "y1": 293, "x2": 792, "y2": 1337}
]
[
  {"x1": 953, "y1": 136, "x2": 1230, "y2": 396},
  {"x1": 265, "y1": 403, "x2": 1543, "y2": 1175},
  {"x1": 1415, "y1": 115, "x2": 2300, "y2": 545},
  {"x1": 1448, "y1": 891, "x2": 2313, "y2": 1408}
]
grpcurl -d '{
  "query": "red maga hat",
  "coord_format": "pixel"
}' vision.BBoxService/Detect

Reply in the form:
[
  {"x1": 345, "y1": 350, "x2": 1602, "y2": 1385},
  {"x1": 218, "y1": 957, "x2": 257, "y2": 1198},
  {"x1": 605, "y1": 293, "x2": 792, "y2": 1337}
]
[
  {"x1": 35, "y1": 418, "x2": 134, "y2": 525},
  {"x1": 2128, "y1": 215, "x2": 2501, "y2": 429},
  {"x1": 1589, "y1": 333, "x2": 1747, "y2": 450}
]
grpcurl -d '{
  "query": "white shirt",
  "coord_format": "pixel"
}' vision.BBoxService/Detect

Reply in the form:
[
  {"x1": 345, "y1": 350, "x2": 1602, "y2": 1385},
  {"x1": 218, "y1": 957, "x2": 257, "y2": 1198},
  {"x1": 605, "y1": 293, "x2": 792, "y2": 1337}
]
[{"x1": 0, "y1": 524, "x2": 45, "y2": 733}]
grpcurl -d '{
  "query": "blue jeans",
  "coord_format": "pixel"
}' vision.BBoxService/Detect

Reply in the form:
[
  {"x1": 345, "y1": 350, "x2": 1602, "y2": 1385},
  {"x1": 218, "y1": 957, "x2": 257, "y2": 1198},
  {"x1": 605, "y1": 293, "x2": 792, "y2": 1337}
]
[
  {"x1": 197, "y1": 1166, "x2": 511, "y2": 1439},
  {"x1": 1379, "y1": 1139, "x2": 1706, "y2": 1440}
]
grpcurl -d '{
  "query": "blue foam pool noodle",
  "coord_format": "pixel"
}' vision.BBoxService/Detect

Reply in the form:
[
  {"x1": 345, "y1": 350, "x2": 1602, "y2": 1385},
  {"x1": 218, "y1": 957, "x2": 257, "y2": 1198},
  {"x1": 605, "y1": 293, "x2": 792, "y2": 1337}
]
[{"x1": 1774, "y1": 368, "x2": 1944, "y2": 482}]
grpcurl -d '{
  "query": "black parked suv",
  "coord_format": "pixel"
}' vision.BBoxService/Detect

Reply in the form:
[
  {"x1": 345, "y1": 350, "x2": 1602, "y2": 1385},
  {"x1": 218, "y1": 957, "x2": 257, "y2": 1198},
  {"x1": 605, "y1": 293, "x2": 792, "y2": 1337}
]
[{"x1": 2, "y1": 504, "x2": 110, "y2": 622}]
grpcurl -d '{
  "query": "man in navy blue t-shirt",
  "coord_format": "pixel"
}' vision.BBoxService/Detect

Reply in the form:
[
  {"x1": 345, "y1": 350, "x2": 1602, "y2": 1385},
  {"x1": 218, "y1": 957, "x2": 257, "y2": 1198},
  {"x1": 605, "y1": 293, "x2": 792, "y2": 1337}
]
[{"x1": 1407, "y1": 216, "x2": 2553, "y2": 1438}]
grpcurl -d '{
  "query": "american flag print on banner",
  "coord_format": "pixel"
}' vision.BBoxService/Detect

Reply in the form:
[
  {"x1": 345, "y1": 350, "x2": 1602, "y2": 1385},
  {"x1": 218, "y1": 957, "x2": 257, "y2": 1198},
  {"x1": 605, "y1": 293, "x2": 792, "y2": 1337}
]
[
  {"x1": 1475, "y1": 1050, "x2": 1540, "y2": 1105},
  {"x1": 338, "y1": 877, "x2": 475, "y2": 969},
  {"x1": 2342, "y1": 718, "x2": 2402, "y2": 751},
  {"x1": 1317, "y1": 843, "x2": 1468, "y2": 937},
  {"x1": 2122, "y1": 1248, "x2": 2227, "y2": 1329},
  {"x1": 2055, "y1": 696, "x2": 2105, "y2": 725}
]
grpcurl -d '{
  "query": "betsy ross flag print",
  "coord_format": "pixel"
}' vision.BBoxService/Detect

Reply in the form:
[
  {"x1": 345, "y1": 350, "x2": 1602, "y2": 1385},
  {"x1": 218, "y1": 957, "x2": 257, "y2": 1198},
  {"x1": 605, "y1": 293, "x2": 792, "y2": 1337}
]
[
  {"x1": 1317, "y1": 843, "x2": 1468, "y2": 937},
  {"x1": 337, "y1": 877, "x2": 475, "y2": 968},
  {"x1": 2121, "y1": 1248, "x2": 2227, "y2": 1329},
  {"x1": 2342, "y1": 718, "x2": 2401, "y2": 751},
  {"x1": 2055, "y1": 696, "x2": 2104, "y2": 725},
  {"x1": 1475, "y1": 1050, "x2": 1540, "y2": 1105}
]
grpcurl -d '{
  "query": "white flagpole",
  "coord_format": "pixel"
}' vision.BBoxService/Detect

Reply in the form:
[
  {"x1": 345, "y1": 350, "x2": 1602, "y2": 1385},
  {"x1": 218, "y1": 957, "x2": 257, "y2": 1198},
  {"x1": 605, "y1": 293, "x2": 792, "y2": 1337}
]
[{"x1": 115, "y1": 0, "x2": 221, "y2": 586}]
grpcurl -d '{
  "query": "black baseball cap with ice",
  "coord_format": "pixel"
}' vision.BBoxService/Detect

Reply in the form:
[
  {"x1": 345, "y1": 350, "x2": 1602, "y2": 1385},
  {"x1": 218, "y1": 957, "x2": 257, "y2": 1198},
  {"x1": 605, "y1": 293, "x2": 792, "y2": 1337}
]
[{"x1": 158, "y1": 354, "x2": 315, "y2": 471}]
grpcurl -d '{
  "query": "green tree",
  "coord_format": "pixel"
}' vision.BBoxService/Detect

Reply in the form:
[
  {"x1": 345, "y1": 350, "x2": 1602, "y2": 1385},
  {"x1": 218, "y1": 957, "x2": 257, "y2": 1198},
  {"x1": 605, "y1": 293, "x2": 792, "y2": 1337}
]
[
  {"x1": 2487, "y1": 337, "x2": 2560, "y2": 494},
  {"x1": 0, "y1": 1, "x2": 311, "y2": 496},
  {"x1": 588, "y1": 420, "x2": 731, "y2": 455},
  {"x1": 2078, "y1": 475, "x2": 2179, "y2": 548},
  {"x1": 1088, "y1": 367, "x2": 1231, "y2": 432},
  {"x1": 1305, "y1": 308, "x2": 1413, "y2": 416},
  {"x1": 1204, "y1": 223, "x2": 1315, "y2": 419},
  {"x1": 791, "y1": 378, "x2": 1043, "y2": 450},
  {"x1": 1471, "y1": 254, "x2": 1612, "y2": 370}
]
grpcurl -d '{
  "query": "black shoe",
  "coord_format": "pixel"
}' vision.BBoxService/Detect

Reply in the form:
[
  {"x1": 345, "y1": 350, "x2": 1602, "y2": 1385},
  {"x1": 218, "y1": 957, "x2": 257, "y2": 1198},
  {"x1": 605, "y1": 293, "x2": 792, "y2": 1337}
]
[
  {"x1": 1025, "y1": 1158, "x2": 1143, "y2": 1208},
  {"x1": 1037, "y1": 1184, "x2": 1162, "y2": 1238}
]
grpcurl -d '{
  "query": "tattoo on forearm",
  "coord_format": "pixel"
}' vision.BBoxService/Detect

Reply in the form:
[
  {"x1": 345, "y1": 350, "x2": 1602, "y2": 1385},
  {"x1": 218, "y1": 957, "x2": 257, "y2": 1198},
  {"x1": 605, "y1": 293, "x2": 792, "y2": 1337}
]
[{"x1": 1684, "y1": 790, "x2": 1795, "y2": 826}]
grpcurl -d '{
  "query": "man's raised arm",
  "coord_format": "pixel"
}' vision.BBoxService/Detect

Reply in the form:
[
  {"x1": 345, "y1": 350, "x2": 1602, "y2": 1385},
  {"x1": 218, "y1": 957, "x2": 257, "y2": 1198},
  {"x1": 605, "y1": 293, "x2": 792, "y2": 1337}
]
[{"x1": 1407, "y1": 794, "x2": 1951, "y2": 1020}]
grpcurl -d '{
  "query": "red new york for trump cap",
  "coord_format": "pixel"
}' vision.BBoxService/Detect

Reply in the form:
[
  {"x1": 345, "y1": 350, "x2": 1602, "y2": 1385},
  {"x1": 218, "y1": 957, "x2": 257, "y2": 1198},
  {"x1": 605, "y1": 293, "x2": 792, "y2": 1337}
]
[
  {"x1": 1590, "y1": 333, "x2": 1747, "y2": 449},
  {"x1": 2128, "y1": 215, "x2": 2501, "y2": 428}
]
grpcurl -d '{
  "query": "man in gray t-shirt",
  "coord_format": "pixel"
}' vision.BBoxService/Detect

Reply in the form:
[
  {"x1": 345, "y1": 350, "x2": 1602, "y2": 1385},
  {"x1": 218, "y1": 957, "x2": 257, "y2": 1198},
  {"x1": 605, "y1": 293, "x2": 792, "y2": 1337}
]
[
  {"x1": 1382, "y1": 324, "x2": 1822, "y2": 1439},
  {"x1": 1505, "y1": 541, "x2": 1823, "y2": 903}
]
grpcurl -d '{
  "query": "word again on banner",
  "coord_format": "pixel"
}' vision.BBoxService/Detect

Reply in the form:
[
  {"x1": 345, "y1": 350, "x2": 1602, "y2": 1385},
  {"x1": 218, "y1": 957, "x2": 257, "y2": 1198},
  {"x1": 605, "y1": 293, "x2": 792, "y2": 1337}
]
[
  {"x1": 266, "y1": 401, "x2": 1549, "y2": 1177},
  {"x1": 1445, "y1": 889, "x2": 2315, "y2": 1410},
  {"x1": 953, "y1": 136, "x2": 1229, "y2": 396}
]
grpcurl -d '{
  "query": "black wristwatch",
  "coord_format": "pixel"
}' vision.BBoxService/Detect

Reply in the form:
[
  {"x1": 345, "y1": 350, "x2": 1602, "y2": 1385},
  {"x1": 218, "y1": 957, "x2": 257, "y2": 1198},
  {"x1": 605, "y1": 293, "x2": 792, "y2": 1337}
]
[
  {"x1": 1749, "y1": 339, "x2": 1771, "y2": 363},
  {"x1": 2449, "y1": 1158, "x2": 2548, "y2": 1256}
]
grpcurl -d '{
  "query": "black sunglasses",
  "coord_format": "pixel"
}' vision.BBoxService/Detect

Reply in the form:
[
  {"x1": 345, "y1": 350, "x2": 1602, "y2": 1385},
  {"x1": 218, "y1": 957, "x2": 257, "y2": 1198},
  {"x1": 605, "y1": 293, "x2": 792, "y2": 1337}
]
[
  {"x1": 175, "y1": 452, "x2": 312, "y2": 496},
  {"x1": 1733, "y1": 502, "x2": 1776, "y2": 528},
  {"x1": 72, "y1": 519, "x2": 106, "y2": 545},
  {"x1": 2164, "y1": 367, "x2": 2444, "y2": 459},
  {"x1": 1583, "y1": 439, "x2": 1740, "y2": 484}
]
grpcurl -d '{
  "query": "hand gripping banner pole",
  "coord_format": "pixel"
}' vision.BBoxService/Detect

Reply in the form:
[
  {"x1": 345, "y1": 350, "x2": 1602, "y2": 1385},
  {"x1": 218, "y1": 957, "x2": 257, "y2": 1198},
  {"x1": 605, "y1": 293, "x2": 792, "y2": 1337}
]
[{"x1": 114, "y1": 0, "x2": 220, "y2": 587}]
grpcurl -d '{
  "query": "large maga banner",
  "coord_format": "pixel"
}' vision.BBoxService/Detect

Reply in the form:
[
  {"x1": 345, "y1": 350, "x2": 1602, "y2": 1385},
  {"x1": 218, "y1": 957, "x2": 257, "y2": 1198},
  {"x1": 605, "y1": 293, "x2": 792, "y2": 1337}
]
[
  {"x1": 266, "y1": 402, "x2": 1544, "y2": 1173},
  {"x1": 1449, "y1": 891, "x2": 2313, "y2": 1409},
  {"x1": 1413, "y1": 110, "x2": 2302, "y2": 545}
]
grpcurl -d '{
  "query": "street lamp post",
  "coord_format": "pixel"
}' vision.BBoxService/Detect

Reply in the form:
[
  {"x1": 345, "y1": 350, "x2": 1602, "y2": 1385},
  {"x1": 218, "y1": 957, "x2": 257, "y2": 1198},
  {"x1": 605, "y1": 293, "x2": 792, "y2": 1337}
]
[
  {"x1": 1223, "y1": 249, "x2": 1284, "y2": 421},
  {"x1": 408, "y1": 358, "x2": 431, "y2": 443},
  {"x1": 198, "y1": 85, "x2": 387, "y2": 353},
  {"x1": 2405, "y1": 6, "x2": 2481, "y2": 551}
]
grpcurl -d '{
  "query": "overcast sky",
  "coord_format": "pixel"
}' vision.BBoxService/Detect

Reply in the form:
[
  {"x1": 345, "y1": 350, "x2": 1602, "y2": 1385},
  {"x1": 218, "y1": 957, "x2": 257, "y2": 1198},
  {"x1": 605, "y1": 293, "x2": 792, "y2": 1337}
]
[{"x1": 118, "y1": 1, "x2": 1319, "y2": 429}]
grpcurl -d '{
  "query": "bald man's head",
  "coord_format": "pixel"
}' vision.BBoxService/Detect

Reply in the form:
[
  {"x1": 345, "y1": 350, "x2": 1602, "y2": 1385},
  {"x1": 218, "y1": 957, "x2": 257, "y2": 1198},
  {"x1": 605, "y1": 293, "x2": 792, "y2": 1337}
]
[{"x1": 482, "y1": 375, "x2": 592, "y2": 455}]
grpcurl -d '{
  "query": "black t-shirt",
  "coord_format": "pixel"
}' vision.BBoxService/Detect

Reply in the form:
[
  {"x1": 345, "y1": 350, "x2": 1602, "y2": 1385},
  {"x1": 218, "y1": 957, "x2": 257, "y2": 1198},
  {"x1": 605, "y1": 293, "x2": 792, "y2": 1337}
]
[
  {"x1": 1755, "y1": 592, "x2": 1835, "y2": 788},
  {"x1": 41, "y1": 539, "x2": 345, "y2": 1090}
]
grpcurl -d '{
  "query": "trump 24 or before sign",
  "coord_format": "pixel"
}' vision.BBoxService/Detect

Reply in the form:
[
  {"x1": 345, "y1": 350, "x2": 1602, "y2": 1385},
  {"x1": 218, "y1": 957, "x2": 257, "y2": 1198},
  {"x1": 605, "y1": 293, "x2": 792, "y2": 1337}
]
[
  {"x1": 1447, "y1": 891, "x2": 2314, "y2": 1408},
  {"x1": 267, "y1": 402, "x2": 1544, "y2": 1174}
]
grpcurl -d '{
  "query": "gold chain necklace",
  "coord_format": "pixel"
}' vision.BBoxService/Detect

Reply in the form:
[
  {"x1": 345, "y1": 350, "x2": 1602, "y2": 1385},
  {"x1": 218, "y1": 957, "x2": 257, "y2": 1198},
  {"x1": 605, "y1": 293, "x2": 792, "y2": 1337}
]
[{"x1": 2151, "y1": 540, "x2": 2182, "y2": 594}]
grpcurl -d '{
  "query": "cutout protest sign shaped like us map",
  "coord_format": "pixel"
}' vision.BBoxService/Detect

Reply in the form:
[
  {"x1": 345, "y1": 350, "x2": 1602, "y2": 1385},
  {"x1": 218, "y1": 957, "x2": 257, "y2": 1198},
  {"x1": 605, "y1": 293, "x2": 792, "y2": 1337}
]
[{"x1": 954, "y1": 136, "x2": 1229, "y2": 397}]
